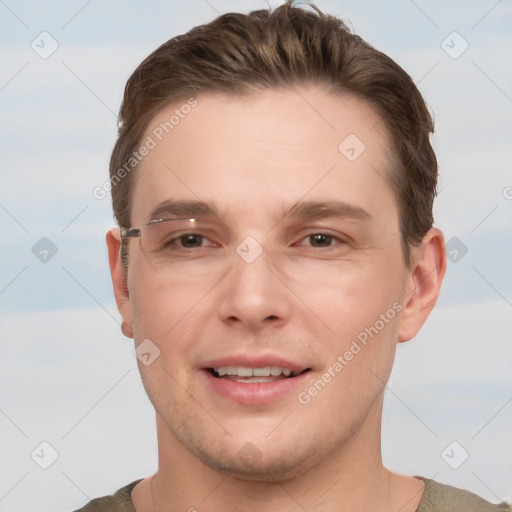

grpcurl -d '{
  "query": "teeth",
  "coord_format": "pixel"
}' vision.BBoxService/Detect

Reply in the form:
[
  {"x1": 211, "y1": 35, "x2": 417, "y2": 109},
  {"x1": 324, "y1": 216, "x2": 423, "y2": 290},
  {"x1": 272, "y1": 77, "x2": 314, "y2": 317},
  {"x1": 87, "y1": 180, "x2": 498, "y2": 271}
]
[
  {"x1": 232, "y1": 376, "x2": 276, "y2": 383},
  {"x1": 253, "y1": 367, "x2": 271, "y2": 376},
  {"x1": 270, "y1": 366, "x2": 282, "y2": 376},
  {"x1": 213, "y1": 366, "x2": 295, "y2": 378},
  {"x1": 237, "y1": 366, "x2": 253, "y2": 377}
]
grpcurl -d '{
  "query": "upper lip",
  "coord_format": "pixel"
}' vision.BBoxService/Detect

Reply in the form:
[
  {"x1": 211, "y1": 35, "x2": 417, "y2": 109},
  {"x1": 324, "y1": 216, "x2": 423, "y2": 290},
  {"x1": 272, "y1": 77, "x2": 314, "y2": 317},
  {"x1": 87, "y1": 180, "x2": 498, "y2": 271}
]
[{"x1": 202, "y1": 354, "x2": 308, "y2": 374}]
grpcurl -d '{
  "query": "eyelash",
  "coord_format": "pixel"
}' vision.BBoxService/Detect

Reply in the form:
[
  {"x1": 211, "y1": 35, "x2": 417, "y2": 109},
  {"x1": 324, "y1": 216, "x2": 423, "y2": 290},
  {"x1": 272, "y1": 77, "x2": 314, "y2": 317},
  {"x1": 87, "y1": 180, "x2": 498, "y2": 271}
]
[
  {"x1": 164, "y1": 232, "x2": 347, "y2": 250},
  {"x1": 295, "y1": 233, "x2": 347, "y2": 249},
  {"x1": 164, "y1": 233, "x2": 218, "y2": 249}
]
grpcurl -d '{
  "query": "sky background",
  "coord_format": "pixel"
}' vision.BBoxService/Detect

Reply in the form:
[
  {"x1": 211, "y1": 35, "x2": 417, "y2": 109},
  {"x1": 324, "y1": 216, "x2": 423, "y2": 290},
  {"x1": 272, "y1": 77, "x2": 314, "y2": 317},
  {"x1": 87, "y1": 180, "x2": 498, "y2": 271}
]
[{"x1": 0, "y1": 0, "x2": 511, "y2": 510}]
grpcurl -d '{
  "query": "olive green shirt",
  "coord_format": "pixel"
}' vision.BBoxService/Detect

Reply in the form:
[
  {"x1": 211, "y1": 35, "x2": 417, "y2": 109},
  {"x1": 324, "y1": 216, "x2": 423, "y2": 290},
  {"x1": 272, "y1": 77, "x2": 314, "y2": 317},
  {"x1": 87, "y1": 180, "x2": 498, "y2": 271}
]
[{"x1": 73, "y1": 477, "x2": 511, "y2": 511}]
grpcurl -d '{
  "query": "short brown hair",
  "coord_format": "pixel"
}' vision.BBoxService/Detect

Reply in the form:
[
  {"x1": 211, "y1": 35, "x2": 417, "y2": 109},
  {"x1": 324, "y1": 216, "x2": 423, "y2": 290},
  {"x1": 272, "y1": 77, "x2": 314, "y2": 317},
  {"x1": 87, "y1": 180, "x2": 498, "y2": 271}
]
[{"x1": 110, "y1": 1, "x2": 437, "y2": 265}]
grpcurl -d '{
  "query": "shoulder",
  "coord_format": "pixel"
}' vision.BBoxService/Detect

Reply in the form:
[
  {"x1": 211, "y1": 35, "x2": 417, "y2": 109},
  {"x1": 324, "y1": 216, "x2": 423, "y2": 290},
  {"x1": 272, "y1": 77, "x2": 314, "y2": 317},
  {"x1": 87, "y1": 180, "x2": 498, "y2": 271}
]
[
  {"x1": 71, "y1": 480, "x2": 141, "y2": 512},
  {"x1": 417, "y1": 477, "x2": 511, "y2": 512}
]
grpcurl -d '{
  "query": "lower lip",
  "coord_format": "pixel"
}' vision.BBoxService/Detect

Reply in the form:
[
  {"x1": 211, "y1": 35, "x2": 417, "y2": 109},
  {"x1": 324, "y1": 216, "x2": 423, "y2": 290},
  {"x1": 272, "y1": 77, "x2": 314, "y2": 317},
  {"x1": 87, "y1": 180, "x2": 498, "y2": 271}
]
[{"x1": 203, "y1": 370, "x2": 309, "y2": 405}]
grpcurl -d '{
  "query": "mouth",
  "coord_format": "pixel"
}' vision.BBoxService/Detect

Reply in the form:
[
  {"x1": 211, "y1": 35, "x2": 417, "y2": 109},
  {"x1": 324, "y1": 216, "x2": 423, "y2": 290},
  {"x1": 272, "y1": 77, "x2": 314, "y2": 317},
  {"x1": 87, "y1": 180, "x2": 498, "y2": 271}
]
[
  {"x1": 202, "y1": 361, "x2": 311, "y2": 405},
  {"x1": 208, "y1": 365, "x2": 309, "y2": 383}
]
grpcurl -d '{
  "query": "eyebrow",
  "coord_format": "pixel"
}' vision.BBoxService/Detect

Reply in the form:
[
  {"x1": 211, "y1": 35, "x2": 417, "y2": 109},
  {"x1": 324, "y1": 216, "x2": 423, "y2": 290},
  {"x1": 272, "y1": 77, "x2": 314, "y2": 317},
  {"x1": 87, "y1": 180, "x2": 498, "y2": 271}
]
[
  {"x1": 147, "y1": 199, "x2": 371, "y2": 225},
  {"x1": 284, "y1": 200, "x2": 371, "y2": 222},
  {"x1": 148, "y1": 199, "x2": 219, "y2": 222}
]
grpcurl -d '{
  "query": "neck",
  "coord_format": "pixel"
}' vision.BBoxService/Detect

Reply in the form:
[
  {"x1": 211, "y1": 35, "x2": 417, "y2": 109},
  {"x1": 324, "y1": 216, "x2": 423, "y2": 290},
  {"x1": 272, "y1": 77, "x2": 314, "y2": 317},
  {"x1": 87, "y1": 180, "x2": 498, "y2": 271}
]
[{"x1": 140, "y1": 400, "x2": 424, "y2": 512}]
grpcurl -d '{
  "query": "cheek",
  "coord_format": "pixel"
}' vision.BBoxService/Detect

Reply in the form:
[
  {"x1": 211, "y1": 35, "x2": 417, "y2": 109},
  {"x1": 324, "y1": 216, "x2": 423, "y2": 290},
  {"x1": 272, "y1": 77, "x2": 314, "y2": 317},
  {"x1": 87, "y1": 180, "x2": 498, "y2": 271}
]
[
  {"x1": 291, "y1": 250, "x2": 406, "y2": 401},
  {"x1": 304, "y1": 301, "x2": 402, "y2": 423},
  {"x1": 130, "y1": 265, "x2": 190, "y2": 331},
  {"x1": 129, "y1": 268, "x2": 215, "y2": 362},
  {"x1": 129, "y1": 278, "x2": 206, "y2": 399},
  {"x1": 319, "y1": 290, "x2": 400, "y2": 381},
  {"x1": 292, "y1": 255, "x2": 405, "y2": 340}
]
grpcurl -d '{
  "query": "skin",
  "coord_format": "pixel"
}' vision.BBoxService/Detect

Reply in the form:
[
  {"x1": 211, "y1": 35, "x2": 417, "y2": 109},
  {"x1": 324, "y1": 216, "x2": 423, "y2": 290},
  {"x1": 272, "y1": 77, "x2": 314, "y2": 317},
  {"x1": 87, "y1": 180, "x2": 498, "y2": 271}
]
[{"x1": 107, "y1": 85, "x2": 446, "y2": 511}]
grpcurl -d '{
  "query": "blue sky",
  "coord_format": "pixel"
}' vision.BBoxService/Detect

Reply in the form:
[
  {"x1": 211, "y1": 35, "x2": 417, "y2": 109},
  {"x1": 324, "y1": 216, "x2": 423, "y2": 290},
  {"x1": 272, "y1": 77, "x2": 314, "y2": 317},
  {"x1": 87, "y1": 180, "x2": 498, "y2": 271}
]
[{"x1": 0, "y1": 1, "x2": 511, "y2": 510}]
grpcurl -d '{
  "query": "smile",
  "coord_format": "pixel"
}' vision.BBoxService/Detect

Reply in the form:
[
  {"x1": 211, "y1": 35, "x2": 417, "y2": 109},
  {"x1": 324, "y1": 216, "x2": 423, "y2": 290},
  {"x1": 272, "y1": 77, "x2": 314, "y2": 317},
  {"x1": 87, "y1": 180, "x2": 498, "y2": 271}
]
[
  {"x1": 204, "y1": 363, "x2": 310, "y2": 404},
  {"x1": 211, "y1": 366, "x2": 296, "y2": 382}
]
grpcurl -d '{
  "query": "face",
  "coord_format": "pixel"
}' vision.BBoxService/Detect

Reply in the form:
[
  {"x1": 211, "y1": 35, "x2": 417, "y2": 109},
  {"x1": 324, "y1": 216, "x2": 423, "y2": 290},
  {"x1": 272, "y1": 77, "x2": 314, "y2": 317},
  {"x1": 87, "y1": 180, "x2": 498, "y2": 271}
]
[{"x1": 112, "y1": 86, "x2": 425, "y2": 480}]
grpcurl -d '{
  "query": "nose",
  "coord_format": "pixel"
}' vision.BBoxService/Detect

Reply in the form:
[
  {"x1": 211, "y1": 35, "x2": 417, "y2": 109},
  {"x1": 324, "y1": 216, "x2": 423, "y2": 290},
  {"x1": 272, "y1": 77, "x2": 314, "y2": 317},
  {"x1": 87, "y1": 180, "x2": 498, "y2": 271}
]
[{"x1": 217, "y1": 242, "x2": 292, "y2": 330}]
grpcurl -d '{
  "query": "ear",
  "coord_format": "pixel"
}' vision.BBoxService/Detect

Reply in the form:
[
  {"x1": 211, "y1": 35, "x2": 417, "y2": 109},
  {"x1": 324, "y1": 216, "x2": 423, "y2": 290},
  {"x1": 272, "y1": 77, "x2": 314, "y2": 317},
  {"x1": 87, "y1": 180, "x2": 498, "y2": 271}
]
[
  {"x1": 397, "y1": 228, "x2": 447, "y2": 343},
  {"x1": 106, "y1": 228, "x2": 134, "y2": 338}
]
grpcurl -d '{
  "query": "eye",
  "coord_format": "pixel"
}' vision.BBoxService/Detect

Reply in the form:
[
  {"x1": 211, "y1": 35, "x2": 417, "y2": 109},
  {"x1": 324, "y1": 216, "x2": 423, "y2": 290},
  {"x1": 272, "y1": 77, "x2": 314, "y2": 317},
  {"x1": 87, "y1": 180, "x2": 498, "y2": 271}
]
[
  {"x1": 178, "y1": 234, "x2": 207, "y2": 248},
  {"x1": 165, "y1": 232, "x2": 220, "y2": 250},
  {"x1": 298, "y1": 233, "x2": 344, "y2": 248},
  {"x1": 308, "y1": 234, "x2": 334, "y2": 247},
  {"x1": 143, "y1": 219, "x2": 223, "y2": 256}
]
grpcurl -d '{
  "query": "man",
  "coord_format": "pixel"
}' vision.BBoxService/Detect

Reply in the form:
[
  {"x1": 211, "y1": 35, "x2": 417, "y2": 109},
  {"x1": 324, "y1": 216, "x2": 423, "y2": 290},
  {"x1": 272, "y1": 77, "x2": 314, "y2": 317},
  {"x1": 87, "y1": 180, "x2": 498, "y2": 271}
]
[{"x1": 75, "y1": 2, "x2": 510, "y2": 511}]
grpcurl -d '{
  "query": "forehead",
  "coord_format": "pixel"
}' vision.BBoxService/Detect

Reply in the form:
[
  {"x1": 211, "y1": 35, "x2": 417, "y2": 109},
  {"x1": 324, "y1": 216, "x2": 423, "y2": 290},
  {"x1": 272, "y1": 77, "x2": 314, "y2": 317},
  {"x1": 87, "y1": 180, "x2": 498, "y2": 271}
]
[{"x1": 131, "y1": 86, "x2": 397, "y2": 227}]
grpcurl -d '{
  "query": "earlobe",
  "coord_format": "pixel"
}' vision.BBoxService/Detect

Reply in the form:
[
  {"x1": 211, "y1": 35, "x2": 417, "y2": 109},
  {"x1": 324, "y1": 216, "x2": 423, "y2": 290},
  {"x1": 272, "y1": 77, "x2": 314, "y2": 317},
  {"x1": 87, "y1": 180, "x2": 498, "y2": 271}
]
[
  {"x1": 106, "y1": 228, "x2": 134, "y2": 339},
  {"x1": 397, "y1": 228, "x2": 447, "y2": 344}
]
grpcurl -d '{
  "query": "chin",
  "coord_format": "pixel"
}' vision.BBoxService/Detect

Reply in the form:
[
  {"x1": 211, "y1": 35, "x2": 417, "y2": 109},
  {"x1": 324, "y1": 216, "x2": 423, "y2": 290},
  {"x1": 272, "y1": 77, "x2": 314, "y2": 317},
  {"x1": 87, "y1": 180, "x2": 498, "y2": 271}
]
[
  {"x1": 191, "y1": 443, "x2": 315, "y2": 483},
  {"x1": 171, "y1": 419, "x2": 329, "y2": 483}
]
